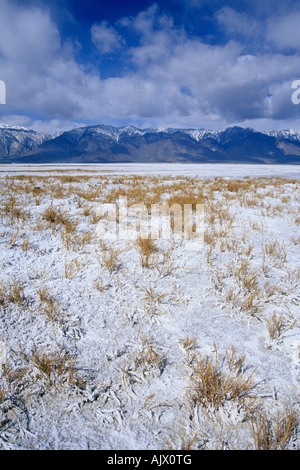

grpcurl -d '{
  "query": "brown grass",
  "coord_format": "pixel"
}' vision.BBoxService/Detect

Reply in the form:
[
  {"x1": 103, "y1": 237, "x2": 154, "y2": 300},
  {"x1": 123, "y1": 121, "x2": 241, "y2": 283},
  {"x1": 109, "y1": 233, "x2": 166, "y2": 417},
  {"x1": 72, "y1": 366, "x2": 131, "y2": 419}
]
[
  {"x1": 263, "y1": 240, "x2": 287, "y2": 264},
  {"x1": 101, "y1": 246, "x2": 122, "y2": 274},
  {"x1": 135, "y1": 236, "x2": 157, "y2": 267},
  {"x1": 265, "y1": 313, "x2": 296, "y2": 341},
  {"x1": 187, "y1": 346, "x2": 258, "y2": 413},
  {"x1": 64, "y1": 257, "x2": 88, "y2": 279},
  {"x1": 42, "y1": 203, "x2": 77, "y2": 233},
  {"x1": 0, "y1": 280, "x2": 26, "y2": 306},
  {"x1": 130, "y1": 336, "x2": 166, "y2": 379},
  {"x1": 31, "y1": 347, "x2": 74, "y2": 384},
  {"x1": 251, "y1": 408, "x2": 298, "y2": 450},
  {"x1": 37, "y1": 287, "x2": 61, "y2": 322}
]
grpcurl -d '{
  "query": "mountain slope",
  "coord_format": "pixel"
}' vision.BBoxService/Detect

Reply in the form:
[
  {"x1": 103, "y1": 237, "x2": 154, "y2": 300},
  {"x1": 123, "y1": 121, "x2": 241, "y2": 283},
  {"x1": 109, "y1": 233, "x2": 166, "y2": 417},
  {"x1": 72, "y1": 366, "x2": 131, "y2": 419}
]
[
  {"x1": 1, "y1": 124, "x2": 300, "y2": 164},
  {"x1": 0, "y1": 125, "x2": 50, "y2": 161}
]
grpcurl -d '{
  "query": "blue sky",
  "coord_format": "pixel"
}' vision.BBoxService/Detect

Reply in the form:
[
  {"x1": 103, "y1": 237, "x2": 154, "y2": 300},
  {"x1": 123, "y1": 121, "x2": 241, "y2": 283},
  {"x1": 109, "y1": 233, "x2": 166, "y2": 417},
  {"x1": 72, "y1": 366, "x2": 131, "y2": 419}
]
[{"x1": 1, "y1": 0, "x2": 300, "y2": 134}]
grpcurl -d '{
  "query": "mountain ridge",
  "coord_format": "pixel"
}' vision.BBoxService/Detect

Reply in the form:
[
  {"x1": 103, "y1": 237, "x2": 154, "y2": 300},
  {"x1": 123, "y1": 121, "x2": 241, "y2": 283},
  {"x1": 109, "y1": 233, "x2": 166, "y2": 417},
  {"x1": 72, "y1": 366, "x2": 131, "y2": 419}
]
[{"x1": 1, "y1": 124, "x2": 300, "y2": 164}]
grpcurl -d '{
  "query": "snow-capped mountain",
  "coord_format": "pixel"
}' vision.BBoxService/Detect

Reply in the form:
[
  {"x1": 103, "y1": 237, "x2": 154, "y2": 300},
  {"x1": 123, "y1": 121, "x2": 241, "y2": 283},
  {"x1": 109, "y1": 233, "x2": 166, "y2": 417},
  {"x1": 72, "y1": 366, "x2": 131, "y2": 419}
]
[
  {"x1": 262, "y1": 129, "x2": 300, "y2": 141},
  {"x1": 0, "y1": 124, "x2": 300, "y2": 164},
  {"x1": 0, "y1": 125, "x2": 50, "y2": 158}
]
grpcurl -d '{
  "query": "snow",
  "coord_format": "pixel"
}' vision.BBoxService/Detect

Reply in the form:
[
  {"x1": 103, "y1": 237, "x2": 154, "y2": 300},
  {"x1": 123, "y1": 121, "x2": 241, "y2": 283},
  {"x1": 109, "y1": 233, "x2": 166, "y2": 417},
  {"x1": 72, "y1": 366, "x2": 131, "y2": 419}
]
[
  {"x1": 0, "y1": 124, "x2": 30, "y2": 131},
  {"x1": 0, "y1": 163, "x2": 299, "y2": 450},
  {"x1": 263, "y1": 129, "x2": 300, "y2": 141},
  {"x1": 1, "y1": 162, "x2": 300, "y2": 179}
]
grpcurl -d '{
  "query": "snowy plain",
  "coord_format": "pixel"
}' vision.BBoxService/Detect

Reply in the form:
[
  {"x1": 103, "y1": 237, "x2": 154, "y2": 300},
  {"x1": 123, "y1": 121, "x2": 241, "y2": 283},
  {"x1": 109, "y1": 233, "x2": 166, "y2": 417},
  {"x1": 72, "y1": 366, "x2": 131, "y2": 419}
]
[
  {"x1": 1, "y1": 162, "x2": 300, "y2": 179},
  {"x1": 0, "y1": 163, "x2": 299, "y2": 450}
]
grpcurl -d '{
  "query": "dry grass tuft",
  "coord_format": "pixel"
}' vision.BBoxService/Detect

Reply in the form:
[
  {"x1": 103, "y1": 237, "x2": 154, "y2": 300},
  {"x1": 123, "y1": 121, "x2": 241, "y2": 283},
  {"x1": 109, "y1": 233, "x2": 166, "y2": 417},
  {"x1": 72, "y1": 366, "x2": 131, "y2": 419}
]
[
  {"x1": 126, "y1": 336, "x2": 167, "y2": 381},
  {"x1": 31, "y1": 347, "x2": 74, "y2": 384},
  {"x1": 37, "y1": 287, "x2": 61, "y2": 323},
  {"x1": 101, "y1": 246, "x2": 122, "y2": 274},
  {"x1": 42, "y1": 203, "x2": 77, "y2": 234},
  {"x1": 251, "y1": 408, "x2": 298, "y2": 450},
  {"x1": 135, "y1": 236, "x2": 157, "y2": 267},
  {"x1": 64, "y1": 257, "x2": 88, "y2": 279},
  {"x1": 187, "y1": 346, "x2": 258, "y2": 413},
  {"x1": 265, "y1": 313, "x2": 296, "y2": 341},
  {"x1": 0, "y1": 280, "x2": 26, "y2": 306},
  {"x1": 141, "y1": 284, "x2": 172, "y2": 319},
  {"x1": 263, "y1": 240, "x2": 287, "y2": 264}
]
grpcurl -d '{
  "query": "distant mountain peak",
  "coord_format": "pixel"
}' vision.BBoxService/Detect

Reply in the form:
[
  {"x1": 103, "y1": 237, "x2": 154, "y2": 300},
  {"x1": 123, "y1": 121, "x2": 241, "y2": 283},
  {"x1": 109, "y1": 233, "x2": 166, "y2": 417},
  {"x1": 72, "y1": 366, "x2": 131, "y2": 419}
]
[
  {"x1": 262, "y1": 129, "x2": 300, "y2": 141},
  {"x1": 0, "y1": 124, "x2": 29, "y2": 131},
  {"x1": 0, "y1": 123, "x2": 300, "y2": 164}
]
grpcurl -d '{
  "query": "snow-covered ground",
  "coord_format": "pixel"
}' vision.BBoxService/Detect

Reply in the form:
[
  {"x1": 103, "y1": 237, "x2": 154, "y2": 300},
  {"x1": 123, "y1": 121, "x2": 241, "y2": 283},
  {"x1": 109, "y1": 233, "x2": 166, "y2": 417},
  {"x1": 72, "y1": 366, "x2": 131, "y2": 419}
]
[
  {"x1": 0, "y1": 164, "x2": 299, "y2": 450},
  {"x1": 1, "y1": 162, "x2": 300, "y2": 179}
]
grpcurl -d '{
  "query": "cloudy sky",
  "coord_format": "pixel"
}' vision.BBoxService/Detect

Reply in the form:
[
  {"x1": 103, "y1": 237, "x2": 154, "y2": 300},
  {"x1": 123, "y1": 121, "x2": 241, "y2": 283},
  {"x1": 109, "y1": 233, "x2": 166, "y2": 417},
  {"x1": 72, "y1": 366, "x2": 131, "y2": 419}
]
[{"x1": 1, "y1": 0, "x2": 300, "y2": 134}]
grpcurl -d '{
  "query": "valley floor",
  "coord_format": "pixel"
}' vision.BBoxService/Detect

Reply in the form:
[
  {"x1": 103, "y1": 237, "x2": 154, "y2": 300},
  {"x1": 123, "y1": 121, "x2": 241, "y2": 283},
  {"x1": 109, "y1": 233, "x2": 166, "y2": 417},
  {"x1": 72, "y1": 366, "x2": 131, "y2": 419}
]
[{"x1": 0, "y1": 164, "x2": 299, "y2": 450}]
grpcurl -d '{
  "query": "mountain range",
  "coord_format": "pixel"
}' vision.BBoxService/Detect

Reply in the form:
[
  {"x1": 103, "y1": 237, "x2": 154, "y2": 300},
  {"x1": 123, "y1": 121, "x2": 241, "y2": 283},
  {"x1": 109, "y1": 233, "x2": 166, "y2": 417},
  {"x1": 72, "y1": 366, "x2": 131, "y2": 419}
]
[{"x1": 1, "y1": 123, "x2": 300, "y2": 164}]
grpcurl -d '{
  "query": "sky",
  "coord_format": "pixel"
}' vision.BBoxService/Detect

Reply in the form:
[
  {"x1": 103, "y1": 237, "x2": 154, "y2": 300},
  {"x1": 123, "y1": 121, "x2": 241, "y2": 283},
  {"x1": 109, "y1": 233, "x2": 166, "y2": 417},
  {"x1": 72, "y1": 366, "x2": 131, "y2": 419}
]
[{"x1": 1, "y1": 0, "x2": 300, "y2": 134}]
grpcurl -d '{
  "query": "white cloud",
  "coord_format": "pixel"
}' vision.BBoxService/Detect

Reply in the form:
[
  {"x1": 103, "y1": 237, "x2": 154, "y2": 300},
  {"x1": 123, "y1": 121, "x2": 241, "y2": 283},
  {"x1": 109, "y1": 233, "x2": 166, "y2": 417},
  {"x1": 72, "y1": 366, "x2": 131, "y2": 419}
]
[
  {"x1": 0, "y1": 0, "x2": 300, "y2": 132},
  {"x1": 0, "y1": 2, "x2": 60, "y2": 66},
  {"x1": 0, "y1": 0, "x2": 105, "y2": 119},
  {"x1": 216, "y1": 6, "x2": 261, "y2": 39},
  {"x1": 128, "y1": 4, "x2": 161, "y2": 38},
  {"x1": 91, "y1": 21, "x2": 123, "y2": 54},
  {"x1": 267, "y1": 12, "x2": 300, "y2": 51},
  {"x1": 0, "y1": 114, "x2": 83, "y2": 134}
]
